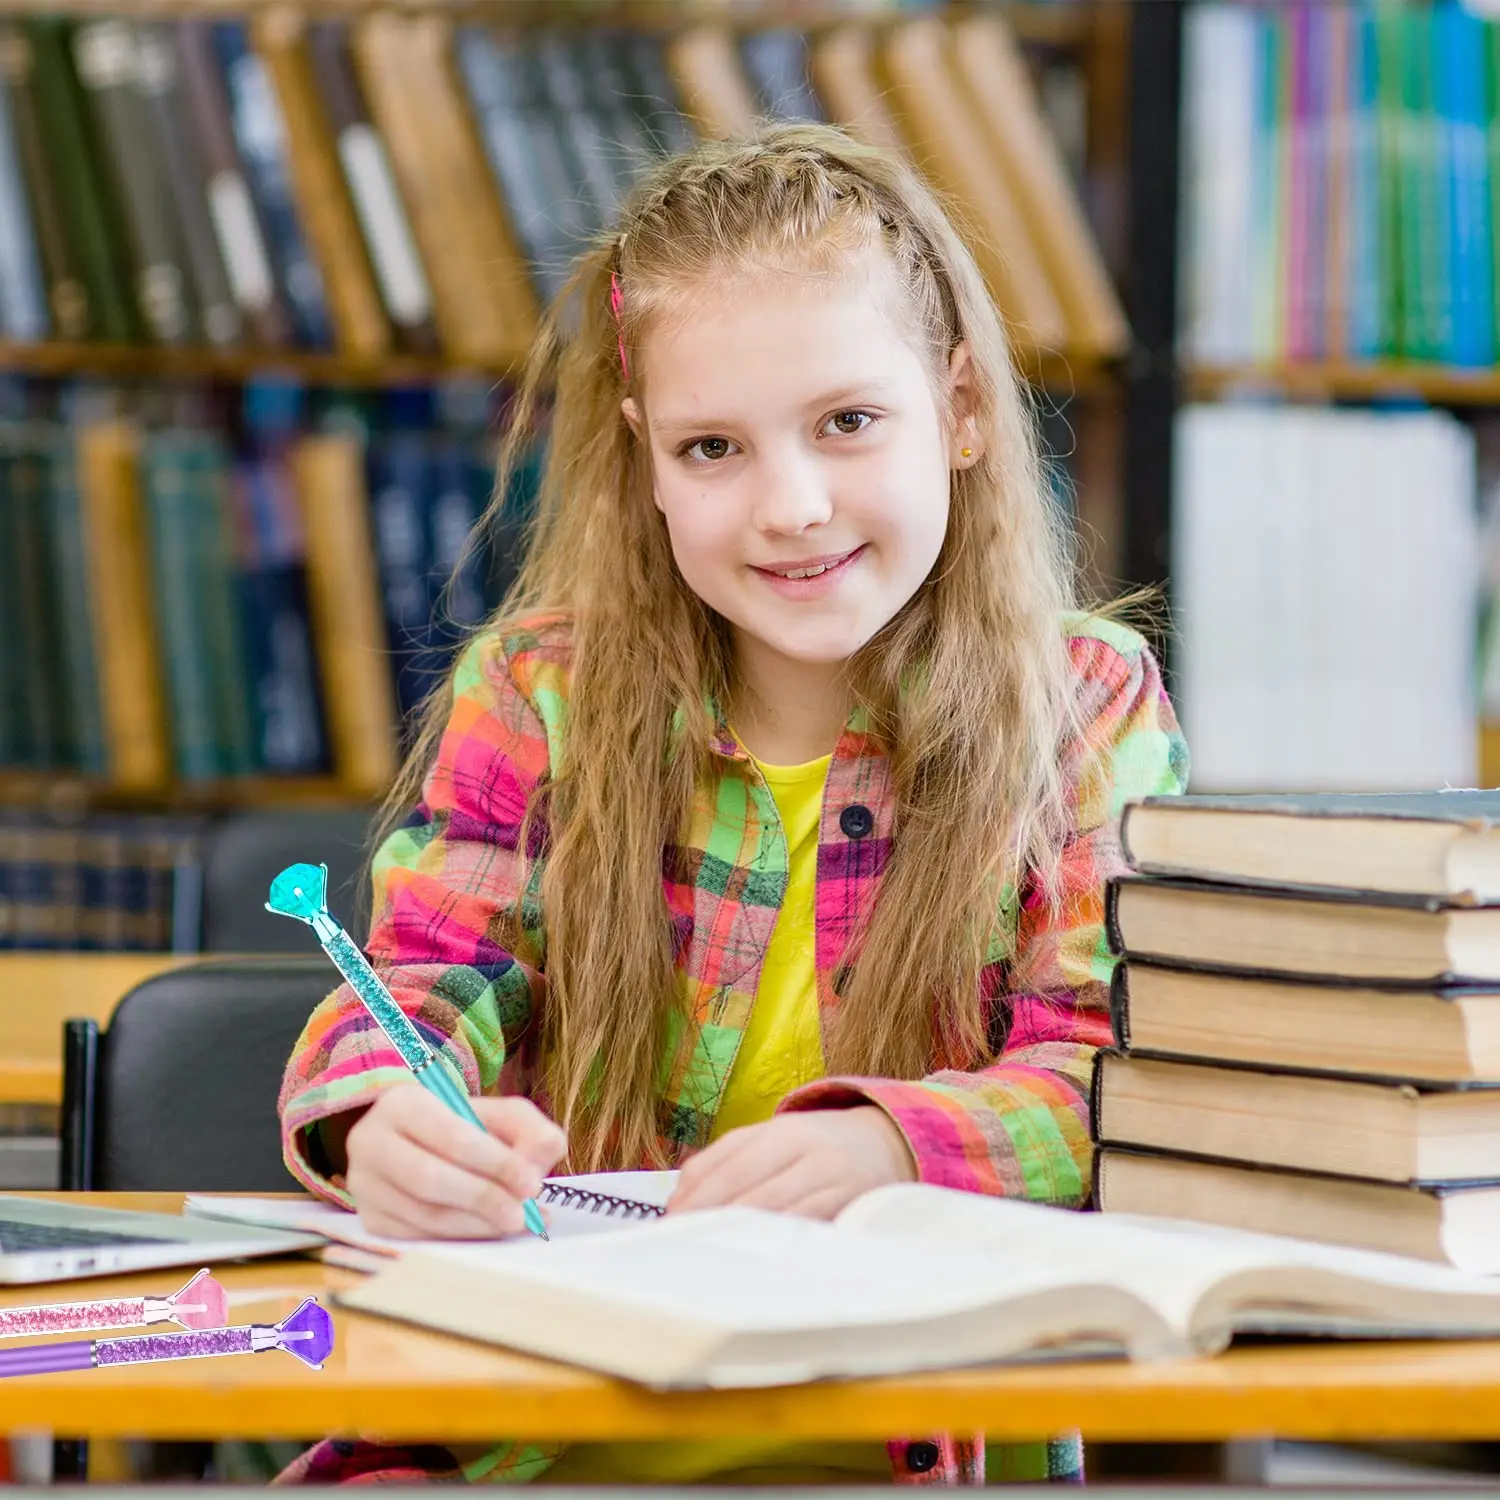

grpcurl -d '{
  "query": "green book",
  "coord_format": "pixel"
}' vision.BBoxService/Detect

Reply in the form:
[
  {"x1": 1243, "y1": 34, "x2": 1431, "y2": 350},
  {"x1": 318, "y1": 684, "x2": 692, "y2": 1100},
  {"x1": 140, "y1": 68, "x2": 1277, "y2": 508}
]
[
  {"x1": 6, "y1": 425, "x2": 65, "y2": 768},
  {"x1": 185, "y1": 433, "x2": 258, "y2": 778},
  {"x1": 142, "y1": 431, "x2": 223, "y2": 781},
  {"x1": 1373, "y1": 1, "x2": 1407, "y2": 358},
  {"x1": 43, "y1": 429, "x2": 106, "y2": 776},
  {"x1": 23, "y1": 17, "x2": 140, "y2": 343}
]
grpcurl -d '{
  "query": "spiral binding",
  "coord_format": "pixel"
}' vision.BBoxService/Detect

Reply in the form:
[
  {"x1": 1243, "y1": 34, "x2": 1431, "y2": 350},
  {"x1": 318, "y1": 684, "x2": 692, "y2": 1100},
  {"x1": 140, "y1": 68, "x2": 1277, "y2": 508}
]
[{"x1": 537, "y1": 1183, "x2": 667, "y2": 1220}]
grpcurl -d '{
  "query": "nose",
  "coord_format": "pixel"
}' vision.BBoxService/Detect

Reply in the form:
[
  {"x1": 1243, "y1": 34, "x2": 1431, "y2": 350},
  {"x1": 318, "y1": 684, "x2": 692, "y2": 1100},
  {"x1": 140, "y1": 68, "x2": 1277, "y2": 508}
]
[{"x1": 751, "y1": 448, "x2": 834, "y2": 536}]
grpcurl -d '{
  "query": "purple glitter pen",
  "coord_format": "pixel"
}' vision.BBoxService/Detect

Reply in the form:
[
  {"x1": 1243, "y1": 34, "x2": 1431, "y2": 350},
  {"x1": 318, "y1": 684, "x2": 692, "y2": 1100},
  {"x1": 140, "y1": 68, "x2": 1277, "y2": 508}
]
[
  {"x1": 0, "y1": 1298, "x2": 333, "y2": 1378},
  {"x1": 0, "y1": 1269, "x2": 227, "y2": 1340}
]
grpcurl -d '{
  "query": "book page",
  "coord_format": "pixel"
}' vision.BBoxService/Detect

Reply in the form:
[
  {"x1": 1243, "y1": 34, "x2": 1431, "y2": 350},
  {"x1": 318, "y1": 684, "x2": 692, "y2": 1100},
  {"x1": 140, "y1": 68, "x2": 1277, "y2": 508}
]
[
  {"x1": 411, "y1": 1204, "x2": 1134, "y2": 1334},
  {"x1": 839, "y1": 1184, "x2": 1500, "y2": 1341}
]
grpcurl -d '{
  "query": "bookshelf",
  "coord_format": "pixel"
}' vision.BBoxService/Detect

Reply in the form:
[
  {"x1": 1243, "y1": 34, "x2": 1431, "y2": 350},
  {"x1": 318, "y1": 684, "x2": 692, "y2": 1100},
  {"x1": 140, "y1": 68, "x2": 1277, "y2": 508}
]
[
  {"x1": 1189, "y1": 364, "x2": 1500, "y2": 410},
  {"x1": 1132, "y1": 0, "x2": 1500, "y2": 792},
  {"x1": 0, "y1": 0, "x2": 1143, "y2": 954}
]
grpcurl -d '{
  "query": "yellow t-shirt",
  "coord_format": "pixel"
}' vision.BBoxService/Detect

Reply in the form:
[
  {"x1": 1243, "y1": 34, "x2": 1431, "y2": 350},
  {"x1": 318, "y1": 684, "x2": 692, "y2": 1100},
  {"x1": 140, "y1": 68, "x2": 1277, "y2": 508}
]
[{"x1": 542, "y1": 751, "x2": 888, "y2": 1486}]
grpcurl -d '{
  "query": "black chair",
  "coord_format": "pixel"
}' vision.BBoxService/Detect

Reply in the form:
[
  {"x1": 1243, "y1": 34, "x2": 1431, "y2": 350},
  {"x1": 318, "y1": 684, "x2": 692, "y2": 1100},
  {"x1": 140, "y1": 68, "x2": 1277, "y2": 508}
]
[
  {"x1": 54, "y1": 958, "x2": 335, "y2": 1481},
  {"x1": 59, "y1": 957, "x2": 334, "y2": 1193},
  {"x1": 194, "y1": 808, "x2": 376, "y2": 954}
]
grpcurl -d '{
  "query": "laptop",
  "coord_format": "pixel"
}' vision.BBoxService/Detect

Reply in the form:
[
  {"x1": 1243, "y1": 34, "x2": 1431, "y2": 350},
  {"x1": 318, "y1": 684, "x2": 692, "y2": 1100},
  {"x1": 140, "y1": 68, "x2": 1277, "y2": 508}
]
[{"x1": 0, "y1": 1195, "x2": 326, "y2": 1284}]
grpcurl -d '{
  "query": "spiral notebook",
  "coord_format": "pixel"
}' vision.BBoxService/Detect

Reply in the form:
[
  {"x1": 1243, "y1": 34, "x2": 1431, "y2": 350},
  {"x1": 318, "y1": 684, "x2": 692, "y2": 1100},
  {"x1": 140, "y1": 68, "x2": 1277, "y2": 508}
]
[{"x1": 184, "y1": 1171, "x2": 678, "y2": 1269}]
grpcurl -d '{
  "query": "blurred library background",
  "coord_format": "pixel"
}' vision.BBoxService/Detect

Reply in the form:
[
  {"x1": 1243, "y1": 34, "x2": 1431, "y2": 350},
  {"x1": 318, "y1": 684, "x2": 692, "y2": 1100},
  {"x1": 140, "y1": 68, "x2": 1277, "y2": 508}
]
[
  {"x1": 1, "y1": 3, "x2": 1497, "y2": 979},
  {"x1": 6, "y1": 0, "x2": 1500, "y2": 1485}
]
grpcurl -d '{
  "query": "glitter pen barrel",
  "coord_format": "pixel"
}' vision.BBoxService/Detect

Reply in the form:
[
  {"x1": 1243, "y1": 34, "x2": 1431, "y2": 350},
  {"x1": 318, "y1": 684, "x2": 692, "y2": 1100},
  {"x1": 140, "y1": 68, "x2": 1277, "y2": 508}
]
[{"x1": 265, "y1": 861, "x2": 548, "y2": 1241}]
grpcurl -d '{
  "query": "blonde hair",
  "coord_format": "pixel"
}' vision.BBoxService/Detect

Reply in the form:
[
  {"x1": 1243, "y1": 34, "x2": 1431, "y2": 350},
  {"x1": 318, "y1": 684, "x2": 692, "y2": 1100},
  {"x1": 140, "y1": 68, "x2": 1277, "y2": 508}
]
[{"x1": 387, "y1": 122, "x2": 1092, "y2": 1171}]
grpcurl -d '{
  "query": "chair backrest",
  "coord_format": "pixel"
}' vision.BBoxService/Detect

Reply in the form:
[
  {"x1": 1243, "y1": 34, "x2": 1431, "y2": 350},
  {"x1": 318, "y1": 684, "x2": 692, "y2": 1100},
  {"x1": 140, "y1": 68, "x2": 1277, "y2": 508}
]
[
  {"x1": 66, "y1": 958, "x2": 333, "y2": 1192},
  {"x1": 196, "y1": 808, "x2": 376, "y2": 952}
]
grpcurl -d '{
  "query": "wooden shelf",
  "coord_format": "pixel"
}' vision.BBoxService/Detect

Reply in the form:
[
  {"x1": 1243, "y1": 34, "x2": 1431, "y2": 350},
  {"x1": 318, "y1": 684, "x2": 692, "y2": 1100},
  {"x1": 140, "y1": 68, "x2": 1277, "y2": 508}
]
[
  {"x1": 0, "y1": 0, "x2": 1096, "y2": 47},
  {"x1": 0, "y1": 339, "x2": 1118, "y2": 394},
  {"x1": 0, "y1": 339, "x2": 517, "y2": 390},
  {"x1": 1188, "y1": 362, "x2": 1500, "y2": 408},
  {"x1": 0, "y1": 771, "x2": 375, "y2": 815}
]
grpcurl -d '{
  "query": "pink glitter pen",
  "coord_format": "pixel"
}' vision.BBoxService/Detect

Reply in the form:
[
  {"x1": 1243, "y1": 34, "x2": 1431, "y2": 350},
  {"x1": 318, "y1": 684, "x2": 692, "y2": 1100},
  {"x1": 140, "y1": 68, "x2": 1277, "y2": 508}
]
[
  {"x1": 0, "y1": 1269, "x2": 227, "y2": 1340},
  {"x1": 0, "y1": 1298, "x2": 333, "y2": 1378}
]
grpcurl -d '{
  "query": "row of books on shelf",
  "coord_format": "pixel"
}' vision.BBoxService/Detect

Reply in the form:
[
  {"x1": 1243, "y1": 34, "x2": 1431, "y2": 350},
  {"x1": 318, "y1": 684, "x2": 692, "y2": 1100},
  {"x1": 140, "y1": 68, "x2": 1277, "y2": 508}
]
[
  {"x1": 1171, "y1": 401, "x2": 1483, "y2": 794},
  {"x1": 0, "y1": 6, "x2": 1123, "y2": 369},
  {"x1": 0, "y1": 810, "x2": 198, "y2": 950},
  {"x1": 1181, "y1": 0, "x2": 1500, "y2": 370},
  {"x1": 0, "y1": 379, "x2": 536, "y2": 795},
  {"x1": 1097, "y1": 788, "x2": 1500, "y2": 1276}
]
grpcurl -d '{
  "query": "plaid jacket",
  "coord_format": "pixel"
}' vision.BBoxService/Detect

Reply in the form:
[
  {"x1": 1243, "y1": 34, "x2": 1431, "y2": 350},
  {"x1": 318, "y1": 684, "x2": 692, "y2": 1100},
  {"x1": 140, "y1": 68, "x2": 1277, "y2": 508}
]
[{"x1": 278, "y1": 612, "x2": 1188, "y2": 1488}]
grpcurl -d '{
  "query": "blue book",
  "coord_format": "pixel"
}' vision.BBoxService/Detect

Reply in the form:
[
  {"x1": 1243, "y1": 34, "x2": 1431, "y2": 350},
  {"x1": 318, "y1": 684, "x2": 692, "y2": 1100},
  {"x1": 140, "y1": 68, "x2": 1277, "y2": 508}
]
[
  {"x1": 232, "y1": 451, "x2": 331, "y2": 775},
  {"x1": 367, "y1": 429, "x2": 436, "y2": 732},
  {"x1": 1437, "y1": 1, "x2": 1494, "y2": 366},
  {"x1": 0, "y1": 74, "x2": 46, "y2": 340},
  {"x1": 1347, "y1": 4, "x2": 1382, "y2": 361},
  {"x1": 211, "y1": 21, "x2": 332, "y2": 350}
]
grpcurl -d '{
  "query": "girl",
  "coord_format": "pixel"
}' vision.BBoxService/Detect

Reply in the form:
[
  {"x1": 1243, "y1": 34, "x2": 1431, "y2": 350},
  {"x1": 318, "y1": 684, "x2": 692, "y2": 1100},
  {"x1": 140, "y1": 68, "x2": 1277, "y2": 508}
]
[{"x1": 277, "y1": 121, "x2": 1188, "y2": 1487}]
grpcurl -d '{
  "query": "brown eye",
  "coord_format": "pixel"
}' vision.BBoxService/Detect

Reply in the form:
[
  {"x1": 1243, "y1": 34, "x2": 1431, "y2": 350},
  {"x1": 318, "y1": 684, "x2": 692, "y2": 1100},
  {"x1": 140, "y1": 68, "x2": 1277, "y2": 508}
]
[
  {"x1": 824, "y1": 411, "x2": 874, "y2": 437},
  {"x1": 686, "y1": 436, "x2": 734, "y2": 462}
]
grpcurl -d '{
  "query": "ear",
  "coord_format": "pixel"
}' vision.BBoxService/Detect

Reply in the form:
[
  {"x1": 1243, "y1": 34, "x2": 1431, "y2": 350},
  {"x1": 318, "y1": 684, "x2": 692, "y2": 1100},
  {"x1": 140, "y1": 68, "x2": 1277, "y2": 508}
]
[{"x1": 945, "y1": 343, "x2": 983, "y2": 469}]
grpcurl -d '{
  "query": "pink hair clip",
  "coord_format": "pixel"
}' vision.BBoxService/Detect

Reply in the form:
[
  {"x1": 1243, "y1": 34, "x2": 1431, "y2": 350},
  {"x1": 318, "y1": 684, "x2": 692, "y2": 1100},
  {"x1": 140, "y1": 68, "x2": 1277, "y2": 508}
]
[{"x1": 610, "y1": 269, "x2": 629, "y2": 381}]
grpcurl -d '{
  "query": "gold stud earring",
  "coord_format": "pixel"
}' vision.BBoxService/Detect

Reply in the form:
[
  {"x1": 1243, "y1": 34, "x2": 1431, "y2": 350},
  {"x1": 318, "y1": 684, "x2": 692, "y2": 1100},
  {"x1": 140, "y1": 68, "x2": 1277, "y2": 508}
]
[{"x1": 961, "y1": 447, "x2": 972, "y2": 459}]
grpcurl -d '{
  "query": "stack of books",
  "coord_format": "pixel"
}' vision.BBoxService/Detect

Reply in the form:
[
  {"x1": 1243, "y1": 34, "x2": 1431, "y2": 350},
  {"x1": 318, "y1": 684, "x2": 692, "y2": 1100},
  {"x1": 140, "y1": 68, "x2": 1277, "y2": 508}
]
[{"x1": 1093, "y1": 789, "x2": 1500, "y2": 1275}]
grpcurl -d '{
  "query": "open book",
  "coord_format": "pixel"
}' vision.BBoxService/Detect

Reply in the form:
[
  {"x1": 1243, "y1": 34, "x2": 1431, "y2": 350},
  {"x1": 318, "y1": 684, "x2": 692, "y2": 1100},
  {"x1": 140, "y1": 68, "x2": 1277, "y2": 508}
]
[{"x1": 333, "y1": 1181, "x2": 1500, "y2": 1389}]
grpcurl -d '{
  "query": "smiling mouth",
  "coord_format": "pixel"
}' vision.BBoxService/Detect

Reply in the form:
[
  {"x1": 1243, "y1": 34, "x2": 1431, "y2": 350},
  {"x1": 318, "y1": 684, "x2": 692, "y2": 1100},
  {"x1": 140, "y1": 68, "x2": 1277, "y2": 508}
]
[{"x1": 756, "y1": 548, "x2": 864, "y2": 580}]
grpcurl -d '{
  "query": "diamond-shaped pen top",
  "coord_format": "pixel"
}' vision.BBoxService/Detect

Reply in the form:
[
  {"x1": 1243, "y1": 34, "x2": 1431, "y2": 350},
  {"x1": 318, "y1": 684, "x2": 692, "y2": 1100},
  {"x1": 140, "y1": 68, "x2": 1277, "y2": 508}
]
[
  {"x1": 274, "y1": 1299, "x2": 335, "y2": 1369},
  {"x1": 266, "y1": 862, "x2": 328, "y2": 924}
]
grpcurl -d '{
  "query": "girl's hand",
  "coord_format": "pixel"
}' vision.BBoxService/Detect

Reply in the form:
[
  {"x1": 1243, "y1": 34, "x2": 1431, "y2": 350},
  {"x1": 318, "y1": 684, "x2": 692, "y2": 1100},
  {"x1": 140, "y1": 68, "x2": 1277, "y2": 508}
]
[
  {"x1": 342, "y1": 1082, "x2": 567, "y2": 1239},
  {"x1": 668, "y1": 1106, "x2": 917, "y2": 1220}
]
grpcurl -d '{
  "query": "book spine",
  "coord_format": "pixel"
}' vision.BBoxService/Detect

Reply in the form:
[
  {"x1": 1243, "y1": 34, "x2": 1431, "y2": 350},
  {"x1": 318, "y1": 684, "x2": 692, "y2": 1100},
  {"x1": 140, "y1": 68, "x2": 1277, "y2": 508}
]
[
  {"x1": 251, "y1": 9, "x2": 390, "y2": 360},
  {"x1": 143, "y1": 432, "x2": 223, "y2": 782},
  {"x1": 211, "y1": 20, "x2": 332, "y2": 351},
  {"x1": 76, "y1": 421, "x2": 171, "y2": 792},
  {"x1": 0, "y1": 22, "x2": 89, "y2": 340},
  {"x1": 9, "y1": 432, "x2": 64, "y2": 768},
  {"x1": 44, "y1": 434, "x2": 107, "y2": 776},
  {"x1": 174, "y1": 19, "x2": 291, "y2": 349},
  {"x1": 72, "y1": 19, "x2": 196, "y2": 346},
  {"x1": 367, "y1": 430, "x2": 435, "y2": 729},
  {"x1": 26, "y1": 17, "x2": 139, "y2": 344},
  {"x1": 189, "y1": 434, "x2": 260, "y2": 778},
  {"x1": 292, "y1": 432, "x2": 399, "y2": 797},
  {"x1": 454, "y1": 25, "x2": 573, "y2": 307},
  {"x1": 232, "y1": 453, "x2": 330, "y2": 774},
  {"x1": 133, "y1": 22, "x2": 242, "y2": 349},
  {"x1": 1103, "y1": 877, "x2": 1125, "y2": 957},
  {"x1": 0, "y1": 66, "x2": 47, "y2": 340},
  {"x1": 305, "y1": 19, "x2": 437, "y2": 355},
  {"x1": 1107, "y1": 963, "x2": 1131, "y2": 1053},
  {"x1": 0, "y1": 447, "x2": 32, "y2": 766}
]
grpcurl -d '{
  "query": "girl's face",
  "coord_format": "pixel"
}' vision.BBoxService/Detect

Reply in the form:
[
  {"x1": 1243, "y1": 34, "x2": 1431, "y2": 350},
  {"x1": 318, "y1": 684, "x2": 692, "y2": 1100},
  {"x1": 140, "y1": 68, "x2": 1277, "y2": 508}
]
[{"x1": 625, "y1": 266, "x2": 976, "y2": 683}]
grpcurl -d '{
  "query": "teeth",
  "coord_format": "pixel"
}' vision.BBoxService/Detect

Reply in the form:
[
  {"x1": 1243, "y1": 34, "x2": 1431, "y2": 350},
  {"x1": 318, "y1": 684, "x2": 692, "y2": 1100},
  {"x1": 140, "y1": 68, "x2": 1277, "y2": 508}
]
[{"x1": 779, "y1": 562, "x2": 832, "y2": 579}]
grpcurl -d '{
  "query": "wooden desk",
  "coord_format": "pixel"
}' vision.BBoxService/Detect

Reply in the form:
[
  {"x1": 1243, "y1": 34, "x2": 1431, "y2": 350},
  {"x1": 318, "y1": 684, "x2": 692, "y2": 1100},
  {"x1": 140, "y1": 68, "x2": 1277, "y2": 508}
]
[
  {"x1": 5, "y1": 1194, "x2": 1500, "y2": 1445},
  {"x1": 0, "y1": 954, "x2": 222, "y2": 1105}
]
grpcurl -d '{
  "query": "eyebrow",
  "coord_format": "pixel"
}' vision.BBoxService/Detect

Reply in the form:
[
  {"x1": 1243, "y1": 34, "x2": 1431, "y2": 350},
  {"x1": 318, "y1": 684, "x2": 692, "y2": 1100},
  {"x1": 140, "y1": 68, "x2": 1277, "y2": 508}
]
[{"x1": 649, "y1": 380, "x2": 901, "y2": 436}]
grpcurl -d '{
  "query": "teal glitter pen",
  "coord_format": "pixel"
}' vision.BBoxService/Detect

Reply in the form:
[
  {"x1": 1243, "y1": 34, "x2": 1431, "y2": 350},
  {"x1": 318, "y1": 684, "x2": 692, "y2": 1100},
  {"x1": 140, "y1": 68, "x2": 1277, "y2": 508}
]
[{"x1": 266, "y1": 862, "x2": 548, "y2": 1241}]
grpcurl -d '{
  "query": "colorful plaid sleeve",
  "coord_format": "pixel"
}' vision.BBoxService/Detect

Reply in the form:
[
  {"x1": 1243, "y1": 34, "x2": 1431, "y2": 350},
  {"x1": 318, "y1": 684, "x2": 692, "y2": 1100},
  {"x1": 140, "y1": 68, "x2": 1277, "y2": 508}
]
[
  {"x1": 779, "y1": 621, "x2": 1189, "y2": 1207},
  {"x1": 277, "y1": 627, "x2": 562, "y2": 1204}
]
